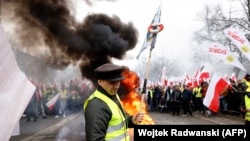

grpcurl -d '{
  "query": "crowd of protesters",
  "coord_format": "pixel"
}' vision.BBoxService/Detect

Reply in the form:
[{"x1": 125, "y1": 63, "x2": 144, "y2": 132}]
[
  {"x1": 24, "y1": 78, "x2": 94, "y2": 122},
  {"x1": 147, "y1": 82, "x2": 194, "y2": 117},
  {"x1": 23, "y1": 73, "x2": 250, "y2": 125},
  {"x1": 146, "y1": 73, "x2": 250, "y2": 121}
]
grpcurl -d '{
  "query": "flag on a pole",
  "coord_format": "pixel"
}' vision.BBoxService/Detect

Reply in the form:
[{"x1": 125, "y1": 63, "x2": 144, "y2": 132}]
[
  {"x1": 193, "y1": 62, "x2": 204, "y2": 79},
  {"x1": 207, "y1": 42, "x2": 246, "y2": 71},
  {"x1": 160, "y1": 66, "x2": 166, "y2": 84},
  {"x1": 224, "y1": 27, "x2": 250, "y2": 61},
  {"x1": 46, "y1": 93, "x2": 60, "y2": 111},
  {"x1": 191, "y1": 62, "x2": 205, "y2": 87},
  {"x1": 0, "y1": 25, "x2": 36, "y2": 141},
  {"x1": 184, "y1": 71, "x2": 190, "y2": 81},
  {"x1": 203, "y1": 73, "x2": 228, "y2": 113},
  {"x1": 197, "y1": 68, "x2": 210, "y2": 83},
  {"x1": 136, "y1": 1, "x2": 163, "y2": 59},
  {"x1": 230, "y1": 72, "x2": 237, "y2": 82}
]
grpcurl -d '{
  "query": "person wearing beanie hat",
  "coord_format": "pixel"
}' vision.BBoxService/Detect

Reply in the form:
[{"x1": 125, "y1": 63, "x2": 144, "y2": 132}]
[{"x1": 83, "y1": 63, "x2": 144, "y2": 141}]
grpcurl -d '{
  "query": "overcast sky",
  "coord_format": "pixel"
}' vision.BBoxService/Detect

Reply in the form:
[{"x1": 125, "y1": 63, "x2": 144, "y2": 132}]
[{"x1": 75, "y1": 0, "x2": 227, "y2": 73}]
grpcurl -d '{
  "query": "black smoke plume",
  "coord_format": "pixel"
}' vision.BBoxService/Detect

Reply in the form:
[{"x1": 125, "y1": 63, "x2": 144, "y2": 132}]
[{"x1": 1, "y1": 0, "x2": 138, "y2": 84}]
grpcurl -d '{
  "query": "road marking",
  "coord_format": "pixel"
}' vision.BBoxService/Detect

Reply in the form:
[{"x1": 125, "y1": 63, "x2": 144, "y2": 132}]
[{"x1": 22, "y1": 113, "x2": 80, "y2": 141}]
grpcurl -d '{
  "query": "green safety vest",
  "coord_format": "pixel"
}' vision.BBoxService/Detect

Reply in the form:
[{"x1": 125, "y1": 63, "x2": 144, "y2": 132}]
[
  {"x1": 244, "y1": 95, "x2": 250, "y2": 121},
  {"x1": 84, "y1": 90, "x2": 130, "y2": 141}
]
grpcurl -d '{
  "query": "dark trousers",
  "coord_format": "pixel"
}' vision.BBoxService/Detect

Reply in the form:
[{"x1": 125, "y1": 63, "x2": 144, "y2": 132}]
[
  {"x1": 245, "y1": 120, "x2": 250, "y2": 125},
  {"x1": 171, "y1": 101, "x2": 180, "y2": 115},
  {"x1": 183, "y1": 99, "x2": 192, "y2": 115},
  {"x1": 195, "y1": 97, "x2": 204, "y2": 112}
]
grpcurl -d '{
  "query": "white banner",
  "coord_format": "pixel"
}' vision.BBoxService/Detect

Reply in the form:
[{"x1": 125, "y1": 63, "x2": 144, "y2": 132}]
[
  {"x1": 224, "y1": 27, "x2": 250, "y2": 61},
  {"x1": 0, "y1": 25, "x2": 36, "y2": 141},
  {"x1": 207, "y1": 42, "x2": 246, "y2": 71}
]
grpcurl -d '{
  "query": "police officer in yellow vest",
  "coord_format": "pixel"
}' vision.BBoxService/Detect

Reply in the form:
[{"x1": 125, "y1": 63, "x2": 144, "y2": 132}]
[
  {"x1": 84, "y1": 63, "x2": 144, "y2": 141},
  {"x1": 241, "y1": 74, "x2": 250, "y2": 125}
]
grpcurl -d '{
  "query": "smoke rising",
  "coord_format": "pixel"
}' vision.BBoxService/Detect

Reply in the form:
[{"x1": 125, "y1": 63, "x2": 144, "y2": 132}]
[{"x1": 2, "y1": 0, "x2": 138, "y2": 83}]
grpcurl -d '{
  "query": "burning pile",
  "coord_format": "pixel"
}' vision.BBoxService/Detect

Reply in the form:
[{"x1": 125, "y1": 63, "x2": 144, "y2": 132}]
[{"x1": 119, "y1": 68, "x2": 155, "y2": 125}]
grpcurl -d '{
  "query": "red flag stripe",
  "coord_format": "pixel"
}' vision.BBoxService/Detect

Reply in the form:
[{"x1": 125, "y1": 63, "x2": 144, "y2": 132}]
[{"x1": 203, "y1": 74, "x2": 228, "y2": 112}]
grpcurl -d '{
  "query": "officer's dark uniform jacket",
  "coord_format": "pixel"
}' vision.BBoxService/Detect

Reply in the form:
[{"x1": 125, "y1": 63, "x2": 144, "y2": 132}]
[{"x1": 84, "y1": 85, "x2": 135, "y2": 141}]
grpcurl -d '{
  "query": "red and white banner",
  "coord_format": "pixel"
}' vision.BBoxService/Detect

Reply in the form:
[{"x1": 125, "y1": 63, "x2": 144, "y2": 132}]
[
  {"x1": 207, "y1": 42, "x2": 246, "y2": 71},
  {"x1": 197, "y1": 68, "x2": 210, "y2": 84},
  {"x1": 46, "y1": 93, "x2": 60, "y2": 111},
  {"x1": 230, "y1": 72, "x2": 237, "y2": 82},
  {"x1": 193, "y1": 62, "x2": 204, "y2": 79},
  {"x1": 203, "y1": 73, "x2": 228, "y2": 112},
  {"x1": 224, "y1": 27, "x2": 250, "y2": 61},
  {"x1": 0, "y1": 25, "x2": 36, "y2": 141},
  {"x1": 160, "y1": 66, "x2": 168, "y2": 86}
]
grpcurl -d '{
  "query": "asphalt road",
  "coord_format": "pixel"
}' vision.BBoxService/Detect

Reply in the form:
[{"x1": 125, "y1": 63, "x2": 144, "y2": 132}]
[{"x1": 9, "y1": 111, "x2": 245, "y2": 141}]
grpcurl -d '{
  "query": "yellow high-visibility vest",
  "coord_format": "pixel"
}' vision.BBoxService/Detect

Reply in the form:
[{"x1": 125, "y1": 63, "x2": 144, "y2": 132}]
[
  {"x1": 193, "y1": 87, "x2": 202, "y2": 98},
  {"x1": 84, "y1": 90, "x2": 129, "y2": 141},
  {"x1": 60, "y1": 89, "x2": 68, "y2": 99},
  {"x1": 244, "y1": 80, "x2": 250, "y2": 92},
  {"x1": 148, "y1": 89, "x2": 153, "y2": 98},
  {"x1": 244, "y1": 95, "x2": 250, "y2": 121}
]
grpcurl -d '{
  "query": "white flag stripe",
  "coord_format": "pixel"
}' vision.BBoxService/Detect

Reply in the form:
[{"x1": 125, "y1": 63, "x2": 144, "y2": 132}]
[
  {"x1": 203, "y1": 73, "x2": 228, "y2": 112},
  {"x1": 207, "y1": 42, "x2": 246, "y2": 71},
  {"x1": 203, "y1": 74, "x2": 220, "y2": 107},
  {"x1": 230, "y1": 72, "x2": 237, "y2": 82},
  {"x1": 46, "y1": 93, "x2": 60, "y2": 110},
  {"x1": 0, "y1": 25, "x2": 36, "y2": 141}
]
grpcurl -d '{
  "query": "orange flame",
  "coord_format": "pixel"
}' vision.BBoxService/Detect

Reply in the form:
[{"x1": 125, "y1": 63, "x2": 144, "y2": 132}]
[{"x1": 120, "y1": 69, "x2": 155, "y2": 125}]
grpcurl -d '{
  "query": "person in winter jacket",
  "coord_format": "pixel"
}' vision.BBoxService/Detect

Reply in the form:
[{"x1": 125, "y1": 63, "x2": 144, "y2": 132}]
[{"x1": 84, "y1": 63, "x2": 144, "y2": 141}]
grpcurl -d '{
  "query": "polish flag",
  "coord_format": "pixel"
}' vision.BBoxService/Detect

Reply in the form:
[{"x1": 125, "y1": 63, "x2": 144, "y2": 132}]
[
  {"x1": 193, "y1": 64, "x2": 204, "y2": 79},
  {"x1": 0, "y1": 25, "x2": 36, "y2": 141},
  {"x1": 223, "y1": 73, "x2": 228, "y2": 81},
  {"x1": 46, "y1": 93, "x2": 60, "y2": 111},
  {"x1": 197, "y1": 69, "x2": 210, "y2": 84},
  {"x1": 203, "y1": 73, "x2": 228, "y2": 112},
  {"x1": 184, "y1": 72, "x2": 190, "y2": 81},
  {"x1": 164, "y1": 79, "x2": 168, "y2": 86},
  {"x1": 192, "y1": 79, "x2": 198, "y2": 88},
  {"x1": 230, "y1": 72, "x2": 237, "y2": 82}
]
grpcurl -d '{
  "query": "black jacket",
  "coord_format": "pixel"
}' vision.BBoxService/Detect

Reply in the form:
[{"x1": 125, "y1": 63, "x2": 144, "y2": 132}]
[{"x1": 84, "y1": 86, "x2": 135, "y2": 141}]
